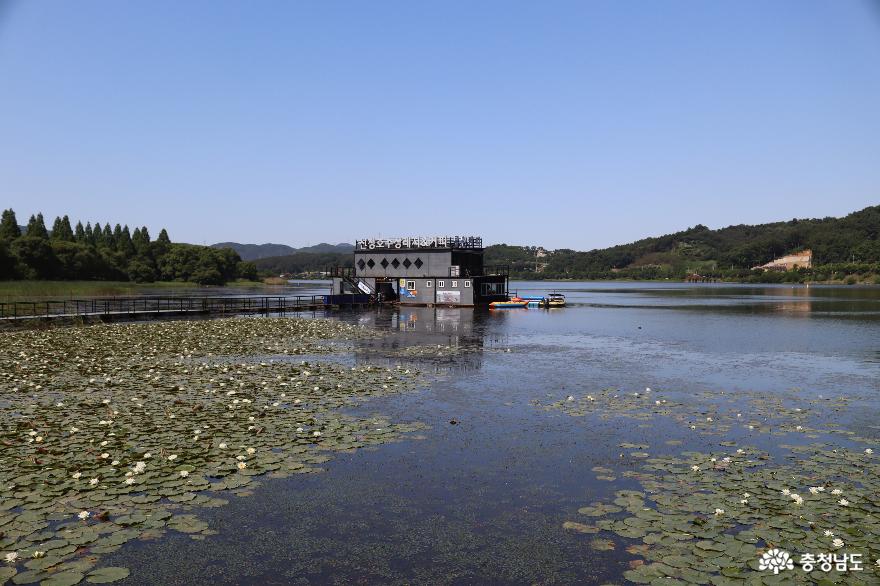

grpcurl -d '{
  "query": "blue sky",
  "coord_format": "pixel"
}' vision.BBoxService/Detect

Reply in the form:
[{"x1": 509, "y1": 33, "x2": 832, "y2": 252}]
[{"x1": 1, "y1": 1, "x2": 878, "y2": 250}]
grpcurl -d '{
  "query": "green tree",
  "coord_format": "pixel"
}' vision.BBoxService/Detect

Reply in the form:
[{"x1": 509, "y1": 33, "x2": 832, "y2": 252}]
[
  {"x1": 118, "y1": 225, "x2": 135, "y2": 257},
  {"x1": 26, "y1": 213, "x2": 50, "y2": 240},
  {"x1": 102, "y1": 223, "x2": 114, "y2": 248},
  {"x1": 0, "y1": 209, "x2": 22, "y2": 239},
  {"x1": 11, "y1": 237, "x2": 57, "y2": 278},
  {"x1": 51, "y1": 215, "x2": 75, "y2": 241},
  {"x1": 0, "y1": 240, "x2": 16, "y2": 278},
  {"x1": 74, "y1": 221, "x2": 86, "y2": 242}
]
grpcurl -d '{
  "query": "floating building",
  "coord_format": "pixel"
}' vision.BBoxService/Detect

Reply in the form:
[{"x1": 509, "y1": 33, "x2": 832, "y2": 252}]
[{"x1": 330, "y1": 236, "x2": 509, "y2": 306}]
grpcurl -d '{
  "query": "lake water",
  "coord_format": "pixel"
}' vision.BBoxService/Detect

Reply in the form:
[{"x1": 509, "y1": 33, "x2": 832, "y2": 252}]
[{"x1": 105, "y1": 282, "x2": 880, "y2": 585}]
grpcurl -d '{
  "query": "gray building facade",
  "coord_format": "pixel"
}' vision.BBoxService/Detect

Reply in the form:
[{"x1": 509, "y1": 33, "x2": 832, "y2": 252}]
[{"x1": 331, "y1": 236, "x2": 508, "y2": 306}]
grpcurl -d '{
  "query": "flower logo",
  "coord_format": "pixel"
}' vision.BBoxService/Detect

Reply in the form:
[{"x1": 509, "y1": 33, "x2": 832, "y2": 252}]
[{"x1": 759, "y1": 549, "x2": 794, "y2": 574}]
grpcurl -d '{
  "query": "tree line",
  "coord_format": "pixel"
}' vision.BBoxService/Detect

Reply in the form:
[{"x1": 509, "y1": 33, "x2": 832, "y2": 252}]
[
  {"x1": 485, "y1": 205, "x2": 880, "y2": 283},
  {"x1": 0, "y1": 209, "x2": 257, "y2": 285}
]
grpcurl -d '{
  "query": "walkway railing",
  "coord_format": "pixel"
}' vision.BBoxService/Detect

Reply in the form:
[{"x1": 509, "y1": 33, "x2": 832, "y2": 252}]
[{"x1": 0, "y1": 294, "x2": 372, "y2": 321}]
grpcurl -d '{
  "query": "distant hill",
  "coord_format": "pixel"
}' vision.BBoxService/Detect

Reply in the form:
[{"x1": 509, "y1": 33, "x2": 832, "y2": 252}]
[
  {"x1": 211, "y1": 242, "x2": 353, "y2": 261},
  {"x1": 485, "y1": 204, "x2": 880, "y2": 281}
]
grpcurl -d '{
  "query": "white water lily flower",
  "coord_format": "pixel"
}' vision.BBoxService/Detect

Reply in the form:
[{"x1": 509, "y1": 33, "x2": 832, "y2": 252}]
[
  {"x1": 809, "y1": 487, "x2": 823, "y2": 494},
  {"x1": 72, "y1": 472, "x2": 82, "y2": 480},
  {"x1": 4, "y1": 552, "x2": 18, "y2": 564},
  {"x1": 742, "y1": 493, "x2": 751, "y2": 498},
  {"x1": 77, "y1": 511, "x2": 90, "y2": 520},
  {"x1": 313, "y1": 431, "x2": 322, "y2": 437},
  {"x1": 179, "y1": 470, "x2": 189, "y2": 477},
  {"x1": 70, "y1": 427, "x2": 79, "y2": 433},
  {"x1": 740, "y1": 499, "x2": 748, "y2": 505},
  {"x1": 831, "y1": 488, "x2": 843, "y2": 496},
  {"x1": 831, "y1": 538, "x2": 844, "y2": 548},
  {"x1": 237, "y1": 461, "x2": 247, "y2": 470},
  {"x1": 100, "y1": 453, "x2": 109, "y2": 459},
  {"x1": 781, "y1": 489, "x2": 791, "y2": 496},
  {"x1": 32, "y1": 551, "x2": 45, "y2": 559},
  {"x1": 143, "y1": 453, "x2": 152, "y2": 459},
  {"x1": 167, "y1": 454, "x2": 178, "y2": 461},
  {"x1": 792, "y1": 495, "x2": 804, "y2": 506},
  {"x1": 35, "y1": 436, "x2": 43, "y2": 443},
  {"x1": 691, "y1": 465, "x2": 700, "y2": 472},
  {"x1": 296, "y1": 427, "x2": 304, "y2": 433},
  {"x1": 246, "y1": 447, "x2": 256, "y2": 455},
  {"x1": 866, "y1": 448, "x2": 874, "y2": 455},
  {"x1": 89, "y1": 478, "x2": 99, "y2": 486},
  {"x1": 218, "y1": 443, "x2": 228, "y2": 449},
  {"x1": 111, "y1": 460, "x2": 120, "y2": 466},
  {"x1": 838, "y1": 499, "x2": 849, "y2": 506},
  {"x1": 824, "y1": 530, "x2": 834, "y2": 537},
  {"x1": 714, "y1": 508, "x2": 724, "y2": 516},
  {"x1": 124, "y1": 478, "x2": 135, "y2": 485}
]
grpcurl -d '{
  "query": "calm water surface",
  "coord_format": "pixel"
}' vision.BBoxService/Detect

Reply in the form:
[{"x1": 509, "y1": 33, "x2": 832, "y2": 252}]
[{"x1": 108, "y1": 282, "x2": 880, "y2": 585}]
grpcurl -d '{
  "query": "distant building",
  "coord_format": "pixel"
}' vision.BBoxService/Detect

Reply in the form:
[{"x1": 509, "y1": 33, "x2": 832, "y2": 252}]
[
  {"x1": 330, "y1": 236, "x2": 509, "y2": 306},
  {"x1": 753, "y1": 249, "x2": 812, "y2": 271}
]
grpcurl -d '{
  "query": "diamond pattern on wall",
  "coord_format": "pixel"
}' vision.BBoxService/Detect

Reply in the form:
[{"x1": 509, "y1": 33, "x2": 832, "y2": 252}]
[
  {"x1": 391, "y1": 258, "x2": 401, "y2": 269},
  {"x1": 380, "y1": 258, "x2": 389, "y2": 269},
  {"x1": 414, "y1": 258, "x2": 423, "y2": 269},
  {"x1": 367, "y1": 259, "x2": 375, "y2": 268},
  {"x1": 357, "y1": 259, "x2": 366, "y2": 270},
  {"x1": 402, "y1": 258, "x2": 412, "y2": 268}
]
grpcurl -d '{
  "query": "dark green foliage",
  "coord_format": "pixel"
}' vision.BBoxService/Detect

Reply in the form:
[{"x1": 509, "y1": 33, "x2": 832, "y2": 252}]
[
  {"x1": 11, "y1": 237, "x2": 57, "y2": 278},
  {"x1": 1, "y1": 209, "x2": 249, "y2": 285},
  {"x1": 25, "y1": 213, "x2": 50, "y2": 240},
  {"x1": 0, "y1": 239, "x2": 16, "y2": 279},
  {"x1": 50, "y1": 215, "x2": 76, "y2": 241},
  {"x1": 0, "y1": 209, "x2": 22, "y2": 239},
  {"x1": 488, "y1": 205, "x2": 880, "y2": 280}
]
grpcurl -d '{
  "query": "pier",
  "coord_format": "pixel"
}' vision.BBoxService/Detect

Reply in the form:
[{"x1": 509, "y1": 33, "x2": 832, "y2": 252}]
[{"x1": 0, "y1": 294, "x2": 373, "y2": 323}]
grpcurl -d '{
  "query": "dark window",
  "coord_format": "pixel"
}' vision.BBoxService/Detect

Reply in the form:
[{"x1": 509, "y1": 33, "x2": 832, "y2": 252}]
[
  {"x1": 367, "y1": 259, "x2": 375, "y2": 268},
  {"x1": 391, "y1": 258, "x2": 401, "y2": 269},
  {"x1": 402, "y1": 258, "x2": 412, "y2": 268},
  {"x1": 414, "y1": 258, "x2": 423, "y2": 269},
  {"x1": 380, "y1": 258, "x2": 389, "y2": 269},
  {"x1": 357, "y1": 259, "x2": 366, "y2": 270}
]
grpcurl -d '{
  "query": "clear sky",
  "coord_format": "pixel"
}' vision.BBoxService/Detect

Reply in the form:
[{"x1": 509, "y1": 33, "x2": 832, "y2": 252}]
[{"x1": 1, "y1": 1, "x2": 878, "y2": 250}]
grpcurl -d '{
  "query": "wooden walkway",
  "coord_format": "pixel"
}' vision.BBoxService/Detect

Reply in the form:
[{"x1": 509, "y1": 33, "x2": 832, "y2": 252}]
[{"x1": 0, "y1": 294, "x2": 372, "y2": 323}]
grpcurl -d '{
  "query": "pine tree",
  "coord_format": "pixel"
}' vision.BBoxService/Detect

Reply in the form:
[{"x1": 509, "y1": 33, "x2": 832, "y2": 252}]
[
  {"x1": 92, "y1": 220, "x2": 104, "y2": 246},
  {"x1": 84, "y1": 222, "x2": 94, "y2": 245},
  {"x1": 26, "y1": 213, "x2": 50, "y2": 240},
  {"x1": 157, "y1": 229, "x2": 170, "y2": 244},
  {"x1": 140, "y1": 226, "x2": 151, "y2": 243},
  {"x1": 74, "y1": 221, "x2": 85, "y2": 242},
  {"x1": 118, "y1": 225, "x2": 135, "y2": 257},
  {"x1": 51, "y1": 215, "x2": 75, "y2": 241},
  {"x1": 113, "y1": 224, "x2": 123, "y2": 244},
  {"x1": 102, "y1": 223, "x2": 114, "y2": 247},
  {"x1": 0, "y1": 209, "x2": 21, "y2": 239}
]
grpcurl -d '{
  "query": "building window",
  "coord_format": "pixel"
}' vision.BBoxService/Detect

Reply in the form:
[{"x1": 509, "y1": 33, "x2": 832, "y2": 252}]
[
  {"x1": 406, "y1": 280, "x2": 415, "y2": 290},
  {"x1": 451, "y1": 280, "x2": 458, "y2": 288},
  {"x1": 464, "y1": 280, "x2": 471, "y2": 288},
  {"x1": 449, "y1": 265, "x2": 460, "y2": 277},
  {"x1": 438, "y1": 280, "x2": 445, "y2": 288},
  {"x1": 426, "y1": 281, "x2": 432, "y2": 287}
]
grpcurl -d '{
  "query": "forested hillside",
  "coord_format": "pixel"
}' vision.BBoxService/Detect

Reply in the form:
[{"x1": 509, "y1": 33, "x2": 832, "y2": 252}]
[
  {"x1": 211, "y1": 241, "x2": 353, "y2": 261},
  {"x1": 486, "y1": 205, "x2": 880, "y2": 282},
  {"x1": 0, "y1": 209, "x2": 258, "y2": 285}
]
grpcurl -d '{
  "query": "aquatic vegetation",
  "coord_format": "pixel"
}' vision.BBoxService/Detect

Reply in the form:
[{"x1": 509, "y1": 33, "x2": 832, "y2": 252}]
[
  {"x1": 544, "y1": 390, "x2": 880, "y2": 585},
  {"x1": 0, "y1": 318, "x2": 426, "y2": 584}
]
